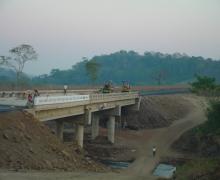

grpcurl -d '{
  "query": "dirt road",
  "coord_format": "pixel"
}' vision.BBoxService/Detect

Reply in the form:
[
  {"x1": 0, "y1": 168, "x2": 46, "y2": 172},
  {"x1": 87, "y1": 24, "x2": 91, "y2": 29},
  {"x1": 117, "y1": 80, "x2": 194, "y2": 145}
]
[{"x1": 0, "y1": 95, "x2": 207, "y2": 180}]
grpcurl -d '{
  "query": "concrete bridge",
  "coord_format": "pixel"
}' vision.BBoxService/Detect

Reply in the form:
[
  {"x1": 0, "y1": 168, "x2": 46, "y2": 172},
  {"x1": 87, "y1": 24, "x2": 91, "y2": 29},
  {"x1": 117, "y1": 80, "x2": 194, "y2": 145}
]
[{"x1": 0, "y1": 91, "x2": 141, "y2": 148}]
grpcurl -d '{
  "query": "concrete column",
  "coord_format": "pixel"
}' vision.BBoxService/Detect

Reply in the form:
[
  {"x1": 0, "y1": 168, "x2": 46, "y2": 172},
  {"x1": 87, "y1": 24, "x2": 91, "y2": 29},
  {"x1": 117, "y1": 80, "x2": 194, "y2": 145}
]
[
  {"x1": 107, "y1": 116, "x2": 115, "y2": 143},
  {"x1": 75, "y1": 124, "x2": 84, "y2": 148},
  {"x1": 115, "y1": 116, "x2": 121, "y2": 129},
  {"x1": 56, "y1": 120, "x2": 64, "y2": 141},
  {"x1": 92, "y1": 115, "x2": 99, "y2": 140}
]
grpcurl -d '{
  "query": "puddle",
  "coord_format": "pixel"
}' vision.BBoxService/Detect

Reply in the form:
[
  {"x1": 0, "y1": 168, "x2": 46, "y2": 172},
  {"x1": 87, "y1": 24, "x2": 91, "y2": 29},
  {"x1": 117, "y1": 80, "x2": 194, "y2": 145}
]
[{"x1": 101, "y1": 160, "x2": 134, "y2": 169}]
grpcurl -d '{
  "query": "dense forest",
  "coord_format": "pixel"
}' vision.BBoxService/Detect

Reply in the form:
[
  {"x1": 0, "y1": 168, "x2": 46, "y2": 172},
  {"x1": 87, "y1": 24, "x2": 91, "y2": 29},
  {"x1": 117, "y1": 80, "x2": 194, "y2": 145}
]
[{"x1": 1, "y1": 51, "x2": 220, "y2": 86}]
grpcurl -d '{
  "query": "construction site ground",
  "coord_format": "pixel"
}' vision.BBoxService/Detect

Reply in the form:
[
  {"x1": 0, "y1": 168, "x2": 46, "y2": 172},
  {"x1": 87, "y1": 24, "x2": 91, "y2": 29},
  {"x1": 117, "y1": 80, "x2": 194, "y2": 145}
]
[{"x1": 0, "y1": 94, "x2": 207, "y2": 180}]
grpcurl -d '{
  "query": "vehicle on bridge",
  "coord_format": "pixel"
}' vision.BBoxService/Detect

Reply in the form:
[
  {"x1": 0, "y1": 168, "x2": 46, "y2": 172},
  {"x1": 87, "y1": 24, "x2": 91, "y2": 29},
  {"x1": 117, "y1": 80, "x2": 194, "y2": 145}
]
[
  {"x1": 99, "y1": 81, "x2": 114, "y2": 93},
  {"x1": 121, "y1": 81, "x2": 131, "y2": 92}
]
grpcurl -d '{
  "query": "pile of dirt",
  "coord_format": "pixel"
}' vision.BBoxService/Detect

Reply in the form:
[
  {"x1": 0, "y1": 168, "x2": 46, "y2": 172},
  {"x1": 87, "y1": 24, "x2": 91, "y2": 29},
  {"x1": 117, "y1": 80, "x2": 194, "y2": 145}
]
[
  {"x1": 122, "y1": 95, "x2": 193, "y2": 129},
  {"x1": 0, "y1": 111, "x2": 106, "y2": 171}
]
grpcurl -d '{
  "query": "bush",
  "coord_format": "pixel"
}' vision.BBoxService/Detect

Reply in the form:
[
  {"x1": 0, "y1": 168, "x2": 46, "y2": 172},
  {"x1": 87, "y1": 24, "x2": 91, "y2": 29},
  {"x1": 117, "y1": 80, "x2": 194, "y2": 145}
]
[{"x1": 190, "y1": 75, "x2": 217, "y2": 95}]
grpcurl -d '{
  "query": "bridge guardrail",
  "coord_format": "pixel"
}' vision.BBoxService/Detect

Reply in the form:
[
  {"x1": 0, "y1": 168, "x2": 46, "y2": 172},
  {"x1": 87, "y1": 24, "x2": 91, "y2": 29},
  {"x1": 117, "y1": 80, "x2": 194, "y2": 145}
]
[
  {"x1": 34, "y1": 95, "x2": 90, "y2": 106},
  {"x1": 33, "y1": 92, "x2": 139, "y2": 106},
  {"x1": 90, "y1": 92, "x2": 139, "y2": 103},
  {"x1": 0, "y1": 89, "x2": 97, "y2": 98}
]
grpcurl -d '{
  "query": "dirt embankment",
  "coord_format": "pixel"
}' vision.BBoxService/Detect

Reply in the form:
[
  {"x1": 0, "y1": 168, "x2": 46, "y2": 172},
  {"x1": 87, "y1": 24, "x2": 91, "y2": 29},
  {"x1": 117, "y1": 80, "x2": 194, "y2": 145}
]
[
  {"x1": 0, "y1": 111, "x2": 106, "y2": 171},
  {"x1": 122, "y1": 95, "x2": 193, "y2": 129}
]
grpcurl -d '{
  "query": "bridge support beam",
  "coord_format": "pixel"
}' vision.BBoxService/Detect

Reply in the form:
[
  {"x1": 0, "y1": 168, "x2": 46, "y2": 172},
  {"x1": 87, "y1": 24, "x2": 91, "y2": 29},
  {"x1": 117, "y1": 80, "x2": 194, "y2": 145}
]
[
  {"x1": 91, "y1": 114, "x2": 99, "y2": 140},
  {"x1": 107, "y1": 116, "x2": 115, "y2": 143},
  {"x1": 75, "y1": 124, "x2": 84, "y2": 148},
  {"x1": 56, "y1": 120, "x2": 64, "y2": 141}
]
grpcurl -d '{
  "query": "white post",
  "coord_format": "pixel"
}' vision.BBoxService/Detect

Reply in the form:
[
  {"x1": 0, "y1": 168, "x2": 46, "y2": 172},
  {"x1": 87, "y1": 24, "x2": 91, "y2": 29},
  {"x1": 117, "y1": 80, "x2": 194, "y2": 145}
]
[
  {"x1": 107, "y1": 116, "x2": 115, "y2": 143},
  {"x1": 92, "y1": 115, "x2": 100, "y2": 140},
  {"x1": 75, "y1": 124, "x2": 84, "y2": 148}
]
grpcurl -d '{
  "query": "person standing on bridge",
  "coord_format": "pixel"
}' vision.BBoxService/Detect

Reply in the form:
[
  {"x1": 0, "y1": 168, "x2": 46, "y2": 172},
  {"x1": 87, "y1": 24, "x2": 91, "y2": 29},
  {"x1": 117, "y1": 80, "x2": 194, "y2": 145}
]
[
  {"x1": 33, "y1": 89, "x2": 39, "y2": 98},
  {"x1": 64, "y1": 85, "x2": 68, "y2": 95},
  {"x1": 152, "y1": 146, "x2": 157, "y2": 157}
]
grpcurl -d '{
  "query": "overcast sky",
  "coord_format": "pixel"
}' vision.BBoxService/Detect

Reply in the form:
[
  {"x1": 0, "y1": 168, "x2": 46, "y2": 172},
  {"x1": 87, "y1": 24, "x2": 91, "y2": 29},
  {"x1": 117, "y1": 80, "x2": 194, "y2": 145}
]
[{"x1": 0, "y1": 0, "x2": 220, "y2": 75}]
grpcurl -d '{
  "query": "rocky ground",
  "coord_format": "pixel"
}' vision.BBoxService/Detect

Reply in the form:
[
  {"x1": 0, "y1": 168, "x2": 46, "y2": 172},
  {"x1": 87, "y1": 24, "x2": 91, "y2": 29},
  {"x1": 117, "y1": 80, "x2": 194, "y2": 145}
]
[{"x1": 0, "y1": 111, "x2": 107, "y2": 172}]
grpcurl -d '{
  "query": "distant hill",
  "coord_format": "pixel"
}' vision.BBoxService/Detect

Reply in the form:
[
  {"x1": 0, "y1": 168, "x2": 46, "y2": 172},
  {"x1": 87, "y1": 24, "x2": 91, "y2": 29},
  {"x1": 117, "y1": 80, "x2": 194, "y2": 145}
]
[{"x1": 27, "y1": 51, "x2": 220, "y2": 85}]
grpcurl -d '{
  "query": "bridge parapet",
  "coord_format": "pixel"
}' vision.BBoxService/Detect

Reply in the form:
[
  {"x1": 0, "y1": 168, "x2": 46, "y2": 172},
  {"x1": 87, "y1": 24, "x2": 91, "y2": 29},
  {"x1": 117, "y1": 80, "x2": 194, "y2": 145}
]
[
  {"x1": 33, "y1": 92, "x2": 139, "y2": 107},
  {"x1": 0, "y1": 89, "x2": 96, "y2": 98},
  {"x1": 90, "y1": 92, "x2": 139, "y2": 103},
  {"x1": 34, "y1": 95, "x2": 90, "y2": 106}
]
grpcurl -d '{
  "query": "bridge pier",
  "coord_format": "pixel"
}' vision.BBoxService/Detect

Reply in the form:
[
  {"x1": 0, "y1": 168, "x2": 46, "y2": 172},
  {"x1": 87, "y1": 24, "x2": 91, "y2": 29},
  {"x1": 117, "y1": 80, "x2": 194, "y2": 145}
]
[
  {"x1": 75, "y1": 124, "x2": 84, "y2": 148},
  {"x1": 56, "y1": 120, "x2": 64, "y2": 141},
  {"x1": 107, "y1": 116, "x2": 115, "y2": 143},
  {"x1": 91, "y1": 114, "x2": 99, "y2": 140}
]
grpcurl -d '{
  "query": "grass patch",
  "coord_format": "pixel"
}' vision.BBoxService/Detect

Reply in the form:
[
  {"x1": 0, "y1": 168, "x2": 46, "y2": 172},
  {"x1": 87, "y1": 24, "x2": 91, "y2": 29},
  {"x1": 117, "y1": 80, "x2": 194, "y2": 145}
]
[{"x1": 176, "y1": 158, "x2": 220, "y2": 180}]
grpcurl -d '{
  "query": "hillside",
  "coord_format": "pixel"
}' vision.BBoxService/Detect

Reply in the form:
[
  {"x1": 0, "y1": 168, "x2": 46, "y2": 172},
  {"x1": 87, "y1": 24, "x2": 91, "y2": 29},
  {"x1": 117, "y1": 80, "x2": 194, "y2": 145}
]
[{"x1": 32, "y1": 51, "x2": 220, "y2": 85}]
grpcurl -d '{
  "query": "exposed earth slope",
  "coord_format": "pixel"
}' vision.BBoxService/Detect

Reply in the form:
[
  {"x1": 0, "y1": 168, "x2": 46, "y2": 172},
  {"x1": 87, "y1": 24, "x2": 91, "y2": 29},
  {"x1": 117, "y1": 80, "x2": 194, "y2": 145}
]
[
  {"x1": 0, "y1": 111, "x2": 105, "y2": 171},
  {"x1": 123, "y1": 95, "x2": 193, "y2": 129}
]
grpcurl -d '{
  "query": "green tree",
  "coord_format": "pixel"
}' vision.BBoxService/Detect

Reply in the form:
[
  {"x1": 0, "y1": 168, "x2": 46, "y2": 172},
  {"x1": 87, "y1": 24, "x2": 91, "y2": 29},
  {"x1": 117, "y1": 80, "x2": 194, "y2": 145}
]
[
  {"x1": 0, "y1": 44, "x2": 37, "y2": 88},
  {"x1": 191, "y1": 75, "x2": 216, "y2": 93},
  {"x1": 85, "y1": 59, "x2": 101, "y2": 84}
]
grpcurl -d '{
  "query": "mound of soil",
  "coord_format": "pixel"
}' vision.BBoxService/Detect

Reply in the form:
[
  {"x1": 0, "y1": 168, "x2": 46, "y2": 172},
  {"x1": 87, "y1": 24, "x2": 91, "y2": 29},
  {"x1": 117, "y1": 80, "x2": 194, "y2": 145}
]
[
  {"x1": 0, "y1": 111, "x2": 106, "y2": 171},
  {"x1": 122, "y1": 95, "x2": 193, "y2": 129}
]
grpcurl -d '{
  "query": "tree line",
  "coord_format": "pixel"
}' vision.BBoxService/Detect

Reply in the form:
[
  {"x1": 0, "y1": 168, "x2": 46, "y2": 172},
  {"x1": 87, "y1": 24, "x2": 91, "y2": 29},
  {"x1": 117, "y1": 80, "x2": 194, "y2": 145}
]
[
  {"x1": 1, "y1": 48, "x2": 220, "y2": 88},
  {"x1": 32, "y1": 50, "x2": 220, "y2": 86}
]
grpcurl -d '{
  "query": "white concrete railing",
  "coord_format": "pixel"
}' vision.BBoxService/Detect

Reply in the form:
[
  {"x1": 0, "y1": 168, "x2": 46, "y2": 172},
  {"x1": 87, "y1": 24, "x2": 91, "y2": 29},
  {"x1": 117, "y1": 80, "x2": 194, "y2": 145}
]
[
  {"x1": 33, "y1": 92, "x2": 138, "y2": 106},
  {"x1": 0, "y1": 89, "x2": 97, "y2": 98},
  {"x1": 90, "y1": 92, "x2": 139, "y2": 103},
  {"x1": 34, "y1": 95, "x2": 90, "y2": 106}
]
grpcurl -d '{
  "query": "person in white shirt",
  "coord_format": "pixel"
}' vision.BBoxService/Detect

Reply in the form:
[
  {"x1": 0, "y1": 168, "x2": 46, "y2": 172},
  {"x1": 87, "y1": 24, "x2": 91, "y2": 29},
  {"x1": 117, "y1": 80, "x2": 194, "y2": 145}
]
[
  {"x1": 64, "y1": 85, "x2": 68, "y2": 95},
  {"x1": 152, "y1": 146, "x2": 156, "y2": 157}
]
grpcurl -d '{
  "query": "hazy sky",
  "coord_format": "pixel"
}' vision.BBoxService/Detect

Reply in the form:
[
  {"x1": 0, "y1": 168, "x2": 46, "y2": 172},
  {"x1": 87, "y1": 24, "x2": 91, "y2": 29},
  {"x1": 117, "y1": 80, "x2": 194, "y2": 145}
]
[{"x1": 0, "y1": 0, "x2": 220, "y2": 75}]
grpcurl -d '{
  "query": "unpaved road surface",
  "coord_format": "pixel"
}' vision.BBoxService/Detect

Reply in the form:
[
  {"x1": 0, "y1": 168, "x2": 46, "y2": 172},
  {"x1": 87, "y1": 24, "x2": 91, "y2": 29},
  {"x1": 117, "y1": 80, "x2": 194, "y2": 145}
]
[{"x1": 0, "y1": 95, "x2": 207, "y2": 180}]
